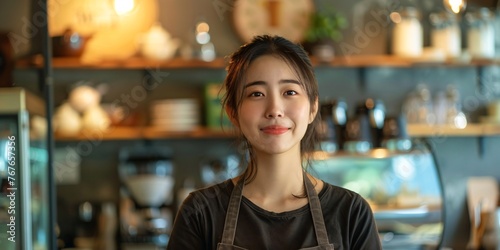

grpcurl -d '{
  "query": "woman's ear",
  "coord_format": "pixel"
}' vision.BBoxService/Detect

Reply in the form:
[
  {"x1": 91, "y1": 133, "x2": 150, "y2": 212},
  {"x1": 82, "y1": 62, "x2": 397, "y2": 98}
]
[
  {"x1": 225, "y1": 106, "x2": 239, "y2": 127},
  {"x1": 309, "y1": 98, "x2": 319, "y2": 124}
]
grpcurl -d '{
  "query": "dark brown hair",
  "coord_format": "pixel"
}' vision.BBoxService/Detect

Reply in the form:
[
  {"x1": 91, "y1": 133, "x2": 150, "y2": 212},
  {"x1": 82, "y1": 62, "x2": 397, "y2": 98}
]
[{"x1": 222, "y1": 35, "x2": 321, "y2": 182}]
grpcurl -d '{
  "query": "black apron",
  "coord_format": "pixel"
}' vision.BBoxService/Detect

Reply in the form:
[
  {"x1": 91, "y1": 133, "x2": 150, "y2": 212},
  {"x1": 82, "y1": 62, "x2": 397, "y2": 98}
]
[{"x1": 217, "y1": 173, "x2": 335, "y2": 250}]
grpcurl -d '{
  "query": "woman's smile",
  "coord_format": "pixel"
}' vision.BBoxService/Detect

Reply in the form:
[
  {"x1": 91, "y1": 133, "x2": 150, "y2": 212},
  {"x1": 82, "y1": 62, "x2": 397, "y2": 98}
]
[{"x1": 260, "y1": 125, "x2": 290, "y2": 135}]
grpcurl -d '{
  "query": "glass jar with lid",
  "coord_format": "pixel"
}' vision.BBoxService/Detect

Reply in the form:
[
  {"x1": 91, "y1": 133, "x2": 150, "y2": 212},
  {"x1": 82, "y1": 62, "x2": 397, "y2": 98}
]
[
  {"x1": 466, "y1": 8, "x2": 496, "y2": 59},
  {"x1": 391, "y1": 7, "x2": 423, "y2": 57},
  {"x1": 430, "y1": 11, "x2": 461, "y2": 58}
]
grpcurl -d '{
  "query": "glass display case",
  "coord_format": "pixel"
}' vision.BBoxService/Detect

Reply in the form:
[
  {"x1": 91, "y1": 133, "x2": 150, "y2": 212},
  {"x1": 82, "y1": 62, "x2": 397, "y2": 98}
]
[
  {"x1": 310, "y1": 140, "x2": 444, "y2": 249},
  {"x1": 0, "y1": 87, "x2": 50, "y2": 250}
]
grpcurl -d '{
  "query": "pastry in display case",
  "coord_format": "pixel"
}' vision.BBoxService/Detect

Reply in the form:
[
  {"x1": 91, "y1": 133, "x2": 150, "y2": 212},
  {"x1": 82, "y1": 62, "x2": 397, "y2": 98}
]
[{"x1": 310, "y1": 139, "x2": 444, "y2": 249}]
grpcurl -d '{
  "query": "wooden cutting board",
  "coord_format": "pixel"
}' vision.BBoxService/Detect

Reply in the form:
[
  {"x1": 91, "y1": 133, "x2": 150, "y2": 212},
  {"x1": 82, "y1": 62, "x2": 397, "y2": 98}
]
[{"x1": 467, "y1": 177, "x2": 499, "y2": 249}]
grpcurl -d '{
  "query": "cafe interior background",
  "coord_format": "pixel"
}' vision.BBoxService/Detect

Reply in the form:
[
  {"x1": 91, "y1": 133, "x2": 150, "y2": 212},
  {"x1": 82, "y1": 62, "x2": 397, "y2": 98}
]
[{"x1": 1, "y1": 0, "x2": 500, "y2": 249}]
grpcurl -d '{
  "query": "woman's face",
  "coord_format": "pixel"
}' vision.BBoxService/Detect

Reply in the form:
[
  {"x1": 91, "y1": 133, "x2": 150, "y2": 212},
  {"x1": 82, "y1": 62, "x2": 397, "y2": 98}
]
[{"x1": 234, "y1": 55, "x2": 317, "y2": 156}]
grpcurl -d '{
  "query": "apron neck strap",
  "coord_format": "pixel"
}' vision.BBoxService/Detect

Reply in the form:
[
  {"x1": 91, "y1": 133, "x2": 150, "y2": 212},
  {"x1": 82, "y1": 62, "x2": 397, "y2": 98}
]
[
  {"x1": 304, "y1": 172, "x2": 331, "y2": 246},
  {"x1": 220, "y1": 177, "x2": 245, "y2": 245}
]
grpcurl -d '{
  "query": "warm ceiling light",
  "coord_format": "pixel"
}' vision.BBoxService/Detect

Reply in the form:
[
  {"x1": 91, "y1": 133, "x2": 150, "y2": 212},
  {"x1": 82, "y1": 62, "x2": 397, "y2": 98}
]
[
  {"x1": 444, "y1": 0, "x2": 466, "y2": 14},
  {"x1": 196, "y1": 22, "x2": 210, "y2": 33},
  {"x1": 114, "y1": 0, "x2": 135, "y2": 15}
]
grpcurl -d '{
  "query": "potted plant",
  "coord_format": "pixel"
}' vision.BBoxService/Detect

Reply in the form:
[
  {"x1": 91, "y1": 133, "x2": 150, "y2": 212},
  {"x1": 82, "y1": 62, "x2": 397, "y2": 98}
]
[{"x1": 303, "y1": 9, "x2": 347, "y2": 63}]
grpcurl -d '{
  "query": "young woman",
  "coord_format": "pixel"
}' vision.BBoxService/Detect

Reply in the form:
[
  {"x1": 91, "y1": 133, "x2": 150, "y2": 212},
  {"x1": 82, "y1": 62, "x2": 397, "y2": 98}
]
[{"x1": 167, "y1": 35, "x2": 381, "y2": 249}]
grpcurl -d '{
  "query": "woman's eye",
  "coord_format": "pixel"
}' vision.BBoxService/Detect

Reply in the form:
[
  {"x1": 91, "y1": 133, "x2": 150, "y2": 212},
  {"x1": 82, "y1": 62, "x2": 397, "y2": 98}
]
[
  {"x1": 249, "y1": 92, "x2": 264, "y2": 97},
  {"x1": 285, "y1": 90, "x2": 298, "y2": 96}
]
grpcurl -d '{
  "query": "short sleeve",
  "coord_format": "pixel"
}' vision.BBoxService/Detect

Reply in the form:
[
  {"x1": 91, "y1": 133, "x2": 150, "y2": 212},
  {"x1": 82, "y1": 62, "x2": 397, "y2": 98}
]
[
  {"x1": 349, "y1": 195, "x2": 382, "y2": 249},
  {"x1": 167, "y1": 193, "x2": 206, "y2": 250}
]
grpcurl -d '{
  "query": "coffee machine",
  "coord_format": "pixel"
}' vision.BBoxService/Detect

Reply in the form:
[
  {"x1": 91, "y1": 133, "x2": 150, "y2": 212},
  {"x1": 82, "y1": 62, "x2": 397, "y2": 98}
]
[{"x1": 118, "y1": 146, "x2": 175, "y2": 250}]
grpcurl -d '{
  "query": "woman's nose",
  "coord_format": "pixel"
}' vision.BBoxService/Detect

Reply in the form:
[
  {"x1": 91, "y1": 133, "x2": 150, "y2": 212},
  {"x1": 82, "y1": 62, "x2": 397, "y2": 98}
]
[{"x1": 265, "y1": 96, "x2": 284, "y2": 118}]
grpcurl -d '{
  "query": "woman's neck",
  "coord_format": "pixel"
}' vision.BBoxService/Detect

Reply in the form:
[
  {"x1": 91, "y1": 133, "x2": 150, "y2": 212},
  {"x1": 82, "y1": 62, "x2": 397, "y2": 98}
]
[{"x1": 240, "y1": 150, "x2": 307, "y2": 212}]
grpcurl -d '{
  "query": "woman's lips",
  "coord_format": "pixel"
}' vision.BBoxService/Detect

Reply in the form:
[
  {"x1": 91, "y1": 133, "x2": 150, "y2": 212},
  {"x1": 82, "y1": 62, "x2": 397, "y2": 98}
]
[{"x1": 261, "y1": 125, "x2": 289, "y2": 135}]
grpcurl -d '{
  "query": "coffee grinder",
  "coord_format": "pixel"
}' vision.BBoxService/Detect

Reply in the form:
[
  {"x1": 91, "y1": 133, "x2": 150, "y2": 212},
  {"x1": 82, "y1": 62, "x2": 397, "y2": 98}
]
[{"x1": 118, "y1": 146, "x2": 175, "y2": 249}]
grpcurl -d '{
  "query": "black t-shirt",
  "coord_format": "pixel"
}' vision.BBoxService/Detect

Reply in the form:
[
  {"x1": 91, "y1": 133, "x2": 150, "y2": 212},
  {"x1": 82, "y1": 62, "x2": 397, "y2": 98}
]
[{"x1": 167, "y1": 180, "x2": 382, "y2": 250}]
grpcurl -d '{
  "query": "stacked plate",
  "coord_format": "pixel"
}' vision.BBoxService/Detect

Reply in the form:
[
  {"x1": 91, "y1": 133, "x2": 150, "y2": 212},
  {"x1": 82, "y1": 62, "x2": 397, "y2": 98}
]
[{"x1": 150, "y1": 98, "x2": 199, "y2": 131}]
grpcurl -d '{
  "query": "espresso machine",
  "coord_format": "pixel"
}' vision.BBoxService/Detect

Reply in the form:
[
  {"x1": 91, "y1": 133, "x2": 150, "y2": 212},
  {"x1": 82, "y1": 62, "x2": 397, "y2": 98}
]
[{"x1": 118, "y1": 146, "x2": 175, "y2": 250}]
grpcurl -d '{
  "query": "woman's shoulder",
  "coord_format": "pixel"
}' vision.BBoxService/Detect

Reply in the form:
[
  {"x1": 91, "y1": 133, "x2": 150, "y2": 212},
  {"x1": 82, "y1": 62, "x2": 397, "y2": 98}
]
[
  {"x1": 319, "y1": 181, "x2": 360, "y2": 197},
  {"x1": 319, "y1": 182, "x2": 381, "y2": 249},
  {"x1": 181, "y1": 179, "x2": 234, "y2": 208},
  {"x1": 319, "y1": 181, "x2": 371, "y2": 208}
]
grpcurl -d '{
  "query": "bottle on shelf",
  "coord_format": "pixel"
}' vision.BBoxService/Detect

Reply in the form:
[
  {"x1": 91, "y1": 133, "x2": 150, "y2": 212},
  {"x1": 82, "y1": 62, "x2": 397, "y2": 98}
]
[
  {"x1": 344, "y1": 114, "x2": 373, "y2": 153},
  {"x1": 381, "y1": 115, "x2": 412, "y2": 152},
  {"x1": 433, "y1": 90, "x2": 448, "y2": 125},
  {"x1": 403, "y1": 84, "x2": 436, "y2": 125},
  {"x1": 354, "y1": 98, "x2": 386, "y2": 148},
  {"x1": 318, "y1": 101, "x2": 338, "y2": 154},
  {"x1": 445, "y1": 84, "x2": 468, "y2": 128},
  {"x1": 331, "y1": 99, "x2": 348, "y2": 150}
]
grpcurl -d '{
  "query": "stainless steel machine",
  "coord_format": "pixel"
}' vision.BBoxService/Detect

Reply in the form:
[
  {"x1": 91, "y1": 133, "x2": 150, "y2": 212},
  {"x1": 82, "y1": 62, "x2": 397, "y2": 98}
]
[{"x1": 118, "y1": 146, "x2": 175, "y2": 250}]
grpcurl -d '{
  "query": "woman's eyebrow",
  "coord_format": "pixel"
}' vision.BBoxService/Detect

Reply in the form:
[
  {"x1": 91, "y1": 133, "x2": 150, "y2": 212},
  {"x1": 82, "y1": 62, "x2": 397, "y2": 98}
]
[
  {"x1": 244, "y1": 79, "x2": 301, "y2": 89},
  {"x1": 244, "y1": 80, "x2": 266, "y2": 88},
  {"x1": 279, "y1": 79, "x2": 301, "y2": 85}
]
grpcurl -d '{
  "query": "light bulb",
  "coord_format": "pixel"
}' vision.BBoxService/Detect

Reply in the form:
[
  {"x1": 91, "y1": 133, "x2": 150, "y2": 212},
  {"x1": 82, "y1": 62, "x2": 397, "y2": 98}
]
[
  {"x1": 389, "y1": 12, "x2": 402, "y2": 24},
  {"x1": 114, "y1": 0, "x2": 135, "y2": 15},
  {"x1": 443, "y1": 0, "x2": 466, "y2": 14},
  {"x1": 196, "y1": 22, "x2": 210, "y2": 33}
]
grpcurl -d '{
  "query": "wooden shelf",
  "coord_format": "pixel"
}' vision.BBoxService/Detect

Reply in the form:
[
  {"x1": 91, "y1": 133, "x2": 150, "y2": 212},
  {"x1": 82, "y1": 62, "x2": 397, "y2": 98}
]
[
  {"x1": 55, "y1": 126, "x2": 142, "y2": 141},
  {"x1": 54, "y1": 126, "x2": 235, "y2": 141},
  {"x1": 142, "y1": 126, "x2": 235, "y2": 139},
  {"x1": 16, "y1": 56, "x2": 228, "y2": 70},
  {"x1": 16, "y1": 55, "x2": 500, "y2": 70},
  {"x1": 407, "y1": 124, "x2": 500, "y2": 137},
  {"x1": 313, "y1": 55, "x2": 500, "y2": 68}
]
